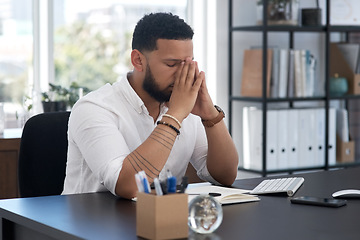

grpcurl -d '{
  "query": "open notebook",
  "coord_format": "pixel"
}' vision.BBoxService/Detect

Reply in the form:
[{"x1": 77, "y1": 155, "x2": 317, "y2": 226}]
[{"x1": 186, "y1": 184, "x2": 260, "y2": 205}]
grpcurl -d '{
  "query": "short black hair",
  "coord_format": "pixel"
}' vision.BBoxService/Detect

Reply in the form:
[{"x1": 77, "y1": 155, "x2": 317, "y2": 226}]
[{"x1": 132, "y1": 12, "x2": 194, "y2": 52}]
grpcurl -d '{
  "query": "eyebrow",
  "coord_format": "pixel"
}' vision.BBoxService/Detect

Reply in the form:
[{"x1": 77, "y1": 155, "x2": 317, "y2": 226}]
[
  {"x1": 163, "y1": 57, "x2": 194, "y2": 63},
  {"x1": 163, "y1": 59, "x2": 184, "y2": 63}
]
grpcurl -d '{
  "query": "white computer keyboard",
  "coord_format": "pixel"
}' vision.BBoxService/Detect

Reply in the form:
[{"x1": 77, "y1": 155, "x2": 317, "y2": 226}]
[{"x1": 250, "y1": 177, "x2": 304, "y2": 197}]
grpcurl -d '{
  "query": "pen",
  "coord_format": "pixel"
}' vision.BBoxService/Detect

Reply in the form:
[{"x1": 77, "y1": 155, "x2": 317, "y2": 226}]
[
  {"x1": 166, "y1": 169, "x2": 172, "y2": 178},
  {"x1": 179, "y1": 176, "x2": 188, "y2": 193},
  {"x1": 138, "y1": 170, "x2": 151, "y2": 194},
  {"x1": 154, "y1": 178, "x2": 163, "y2": 196},
  {"x1": 188, "y1": 192, "x2": 222, "y2": 197},
  {"x1": 143, "y1": 177, "x2": 150, "y2": 194},
  {"x1": 134, "y1": 173, "x2": 144, "y2": 192},
  {"x1": 167, "y1": 176, "x2": 177, "y2": 193},
  {"x1": 160, "y1": 181, "x2": 168, "y2": 195}
]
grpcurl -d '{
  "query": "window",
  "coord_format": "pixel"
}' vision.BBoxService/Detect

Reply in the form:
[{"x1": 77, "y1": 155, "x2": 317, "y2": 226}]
[
  {"x1": 0, "y1": 0, "x2": 32, "y2": 127},
  {"x1": 53, "y1": 0, "x2": 187, "y2": 91},
  {"x1": 1, "y1": 1, "x2": 202, "y2": 127}
]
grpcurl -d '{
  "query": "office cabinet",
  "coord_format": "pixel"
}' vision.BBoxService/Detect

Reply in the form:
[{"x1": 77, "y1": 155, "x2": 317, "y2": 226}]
[
  {"x1": 229, "y1": 0, "x2": 360, "y2": 176},
  {"x1": 0, "y1": 138, "x2": 20, "y2": 199}
]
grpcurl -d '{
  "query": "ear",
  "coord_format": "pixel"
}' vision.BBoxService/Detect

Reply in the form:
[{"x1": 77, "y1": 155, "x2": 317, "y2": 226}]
[{"x1": 131, "y1": 49, "x2": 146, "y2": 72}]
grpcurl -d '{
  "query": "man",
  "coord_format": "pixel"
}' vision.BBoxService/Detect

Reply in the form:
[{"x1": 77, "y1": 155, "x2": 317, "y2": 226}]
[{"x1": 62, "y1": 12, "x2": 238, "y2": 199}]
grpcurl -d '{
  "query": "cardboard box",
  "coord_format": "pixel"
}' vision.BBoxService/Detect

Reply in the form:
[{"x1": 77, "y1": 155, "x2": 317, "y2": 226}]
[
  {"x1": 136, "y1": 192, "x2": 188, "y2": 240},
  {"x1": 336, "y1": 136, "x2": 355, "y2": 163},
  {"x1": 329, "y1": 43, "x2": 360, "y2": 95}
]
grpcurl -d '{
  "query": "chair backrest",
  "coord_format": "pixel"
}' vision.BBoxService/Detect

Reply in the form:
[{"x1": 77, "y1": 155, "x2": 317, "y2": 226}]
[{"x1": 18, "y1": 111, "x2": 70, "y2": 197}]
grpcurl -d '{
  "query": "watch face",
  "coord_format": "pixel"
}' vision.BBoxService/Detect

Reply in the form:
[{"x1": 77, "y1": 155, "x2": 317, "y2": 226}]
[{"x1": 214, "y1": 105, "x2": 225, "y2": 117}]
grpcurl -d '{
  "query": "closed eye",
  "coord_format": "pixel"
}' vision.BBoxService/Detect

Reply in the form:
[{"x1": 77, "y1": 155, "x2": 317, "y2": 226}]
[
  {"x1": 166, "y1": 63, "x2": 177, "y2": 67},
  {"x1": 164, "y1": 59, "x2": 184, "y2": 67}
]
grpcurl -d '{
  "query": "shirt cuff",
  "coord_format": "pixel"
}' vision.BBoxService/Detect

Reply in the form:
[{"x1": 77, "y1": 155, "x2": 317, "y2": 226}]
[{"x1": 100, "y1": 157, "x2": 123, "y2": 196}]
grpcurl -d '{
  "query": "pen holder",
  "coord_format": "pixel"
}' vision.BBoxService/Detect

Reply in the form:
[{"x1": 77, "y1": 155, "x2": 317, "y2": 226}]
[{"x1": 136, "y1": 192, "x2": 188, "y2": 240}]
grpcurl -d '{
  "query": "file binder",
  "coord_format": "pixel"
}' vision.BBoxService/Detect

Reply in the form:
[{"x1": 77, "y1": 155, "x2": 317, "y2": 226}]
[
  {"x1": 287, "y1": 109, "x2": 299, "y2": 169},
  {"x1": 243, "y1": 107, "x2": 277, "y2": 171},
  {"x1": 243, "y1": 107, "x2": 262, "y2": 170},
  {"x1": 242, "y1": 107, "x2": 336, "y2": 171},
  {"x1": 277, "y1": 109, "x2": 288, "y2": 169},
  {"x1": 307, "y1": 108, "x2": 317, "y2": 167},
  {"x1": 328, "y1": 108, "x2": 336, "y2": 166},
  {"x1": 315, "y1": 108, "x2": 326, "y2": 166},
  {"x1": 297, "y1": 108, "x2": 316, "y2": 167},
  {"x1": 243, "y1": 107, "x2": 251, "y2": 169},
  {"x1": 267, "y1": 110, "x2": 278, "y2": 170}
]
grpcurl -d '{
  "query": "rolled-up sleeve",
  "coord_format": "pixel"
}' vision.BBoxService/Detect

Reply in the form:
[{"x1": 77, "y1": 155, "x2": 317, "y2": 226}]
[{"x1": 69, "y1": 101, "x2": 129, "y2": 195}]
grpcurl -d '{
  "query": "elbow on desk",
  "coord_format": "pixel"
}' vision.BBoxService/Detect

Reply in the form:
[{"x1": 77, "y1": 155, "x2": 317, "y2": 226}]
[
  {"x1": 208, "y1": 158, "x2": 239, "y2": 186},
  {"x1": 211, "y1": 166, "x2": 238, "y2": 186},
  {"x1": 115, "y1": 185, "x2": 137, "y2": 200},
  {"x1": 115, "y1": 177, "x2": 138, "y2": 199},
  {"x1": 219, "y1": 173, "x2": 237, "y2": 186}
]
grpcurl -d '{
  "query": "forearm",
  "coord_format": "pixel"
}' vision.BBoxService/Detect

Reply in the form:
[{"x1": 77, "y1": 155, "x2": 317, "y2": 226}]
[
  {"x1": 115, "y1": 119, "x2": 179, "y2": 199},
  {"x1": 205, "y1": 120, "x2": 239, "y2": 186}
]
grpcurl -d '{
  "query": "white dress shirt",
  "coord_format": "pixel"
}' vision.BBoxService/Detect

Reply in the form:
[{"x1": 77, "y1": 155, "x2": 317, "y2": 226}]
[{"x1": 62, "y1": 76, "x2": 218, "y2": 195}]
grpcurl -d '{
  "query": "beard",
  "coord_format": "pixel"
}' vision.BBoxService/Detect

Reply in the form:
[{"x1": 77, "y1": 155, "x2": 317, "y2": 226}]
[{"x1": 142, "y1": 64, "x2": 171, "y2": 102}]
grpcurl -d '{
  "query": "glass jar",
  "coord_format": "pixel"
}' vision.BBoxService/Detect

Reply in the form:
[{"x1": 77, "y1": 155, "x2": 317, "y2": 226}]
[
  {"x1": 257, "y1": 0, "x2": 299, "y2": 26},
  {"x1": 329, "y1": 73, "x2": 348, "y2": 96},
  {"x1": 188, "y1": 195, "x2": 223, "y2": 234}
]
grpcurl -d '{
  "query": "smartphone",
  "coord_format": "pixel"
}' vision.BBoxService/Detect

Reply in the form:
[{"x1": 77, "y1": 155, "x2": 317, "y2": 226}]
[{"x1": 291, "y1": 196, "x2": 347, "y2": 208}]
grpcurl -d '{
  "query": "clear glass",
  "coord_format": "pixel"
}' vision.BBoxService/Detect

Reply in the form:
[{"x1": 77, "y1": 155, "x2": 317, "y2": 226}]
[
  {"x1": 0, "y1": 0, "x2": 33, "y2": 127},
  {"x1": 53, "y1": 0, "x2": 187, "y2": 92},
  {"x1": 257, "y1": 0, "x2": 299, "y2": 26},
  {"x1": 188, "y1": 195, "x2": 223, "y2": 234}
]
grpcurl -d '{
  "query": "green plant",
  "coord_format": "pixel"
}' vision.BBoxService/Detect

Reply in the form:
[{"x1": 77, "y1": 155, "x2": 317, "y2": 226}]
[{"x1": 42, "y1": 82, "x2": 90, "y2": 108}]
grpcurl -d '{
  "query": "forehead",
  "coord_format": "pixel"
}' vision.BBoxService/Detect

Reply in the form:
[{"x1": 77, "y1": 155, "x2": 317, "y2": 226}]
[{"x1": 152, "y1": 39, "x2": 193, "y2": 60}]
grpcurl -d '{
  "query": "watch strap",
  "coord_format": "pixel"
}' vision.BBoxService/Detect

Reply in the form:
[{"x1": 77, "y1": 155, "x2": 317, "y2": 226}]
[{"x1": 201, "y1": 105, "x2": 225, "y2": 128}]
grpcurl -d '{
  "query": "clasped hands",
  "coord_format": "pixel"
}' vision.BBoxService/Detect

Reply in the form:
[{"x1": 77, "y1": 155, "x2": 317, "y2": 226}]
[{"x1": 167, "y1": 58, "x2": 218, "y2": 123}]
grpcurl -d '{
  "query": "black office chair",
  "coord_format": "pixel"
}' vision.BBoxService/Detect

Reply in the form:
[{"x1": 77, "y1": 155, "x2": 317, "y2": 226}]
[{"x1": 18, "y1": 111, "x2": 70, "y2": 197}]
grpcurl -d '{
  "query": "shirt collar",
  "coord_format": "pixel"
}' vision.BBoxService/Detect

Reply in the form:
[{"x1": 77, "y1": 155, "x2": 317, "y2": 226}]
[{"x1": 117, "y1": 75, "x2": 145, "y2": 114}]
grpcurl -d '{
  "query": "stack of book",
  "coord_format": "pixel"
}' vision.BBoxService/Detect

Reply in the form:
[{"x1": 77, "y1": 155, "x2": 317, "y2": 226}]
[{"x1": 241, "y1": 48, "x2": 317, "y2": 98}]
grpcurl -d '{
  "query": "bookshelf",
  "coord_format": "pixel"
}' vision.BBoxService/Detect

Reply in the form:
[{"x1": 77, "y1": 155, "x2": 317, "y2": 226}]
[{"x1": 228, "y1": 0, "x2": 360, "y2": 176}]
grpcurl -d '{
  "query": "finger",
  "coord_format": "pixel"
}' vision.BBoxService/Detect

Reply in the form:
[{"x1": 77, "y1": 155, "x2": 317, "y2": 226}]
[
  {"x1": 174, "y1": 61, "x2": 185, "y2": 87},
  {"x1": 199, "y1": 71, "x2": 207, "y2": 89},
  {"x1": 192, "y1": 71, "x2": 204, "y2": 90},
  {"x1": 185, "y1": 61, "x2": 196, "y2": 87},
  {"x1": 178, "y1": 60, "x2": 191, "y2": 86},
  {"x1": 195, "y1": 62, "x2": 200, "y2": 80}
]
